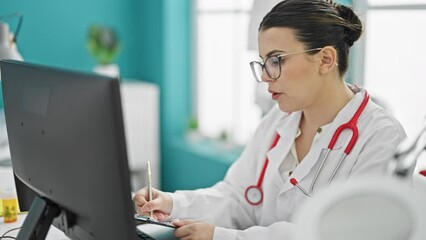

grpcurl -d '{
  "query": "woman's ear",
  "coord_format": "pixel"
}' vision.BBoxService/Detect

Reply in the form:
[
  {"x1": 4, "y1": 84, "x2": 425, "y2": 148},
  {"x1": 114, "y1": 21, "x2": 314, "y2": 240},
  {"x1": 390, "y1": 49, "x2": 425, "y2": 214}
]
[{"x1": 319, "y1": 46, "x2": 338, "y2": 75}]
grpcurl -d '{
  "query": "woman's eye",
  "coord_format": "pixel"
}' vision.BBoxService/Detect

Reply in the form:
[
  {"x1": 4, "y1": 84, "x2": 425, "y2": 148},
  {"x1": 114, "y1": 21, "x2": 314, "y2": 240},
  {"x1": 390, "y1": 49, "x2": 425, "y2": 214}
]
[{"x1": 269, "y1": 57, "x2": 281, "y2": 66}]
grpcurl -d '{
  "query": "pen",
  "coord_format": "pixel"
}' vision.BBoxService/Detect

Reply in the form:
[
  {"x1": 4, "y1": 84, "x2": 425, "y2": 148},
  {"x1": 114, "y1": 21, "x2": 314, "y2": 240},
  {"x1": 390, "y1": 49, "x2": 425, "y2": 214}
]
[{"x1": 147, "y1": 161, "x2": 153, "y2": 218}]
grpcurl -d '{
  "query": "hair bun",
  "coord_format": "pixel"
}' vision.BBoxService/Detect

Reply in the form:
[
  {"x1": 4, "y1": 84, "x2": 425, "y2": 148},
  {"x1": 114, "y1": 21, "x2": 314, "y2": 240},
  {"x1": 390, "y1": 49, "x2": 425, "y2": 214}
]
[{"x1": 336, "y1": 4, "x2": 363, "y2": 47}]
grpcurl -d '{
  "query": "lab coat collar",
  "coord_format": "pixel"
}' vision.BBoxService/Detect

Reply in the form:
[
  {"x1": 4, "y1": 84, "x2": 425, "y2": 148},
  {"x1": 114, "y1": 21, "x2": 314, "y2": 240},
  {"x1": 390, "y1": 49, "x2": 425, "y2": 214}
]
[
  {"x1": 275, "y1": 112, "x2": 302, "y2": 141},
  {"x1": 277, "y1": 88, "x2": 368, "y2": 194},
  {"x1": 266, "y1": 112, "x2": 302, "y2": 188}
]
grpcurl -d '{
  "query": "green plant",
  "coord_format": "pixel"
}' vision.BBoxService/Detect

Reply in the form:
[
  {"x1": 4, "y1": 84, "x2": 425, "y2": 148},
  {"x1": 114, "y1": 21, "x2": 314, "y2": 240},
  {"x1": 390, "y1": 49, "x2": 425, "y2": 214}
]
[
  {"x1": 219, "y1": 129, "x2": 229, "y2": 142},
  {"x1": 187, "y1": 116, "x2": 199, "y2": 131},
  {"x1": 86, "y1": 24, "x2": 121, "y2": 65}
]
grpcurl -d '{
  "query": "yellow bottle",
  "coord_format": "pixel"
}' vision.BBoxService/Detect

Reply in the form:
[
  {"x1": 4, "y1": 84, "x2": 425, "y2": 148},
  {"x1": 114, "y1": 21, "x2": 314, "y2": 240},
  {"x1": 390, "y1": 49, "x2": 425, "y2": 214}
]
[
  {"x1": 0, "y1": 195, "x2": 3, "y2": 216},
  {"x1": 2, "y1": 189, "x2": 18, "y2": 223}
]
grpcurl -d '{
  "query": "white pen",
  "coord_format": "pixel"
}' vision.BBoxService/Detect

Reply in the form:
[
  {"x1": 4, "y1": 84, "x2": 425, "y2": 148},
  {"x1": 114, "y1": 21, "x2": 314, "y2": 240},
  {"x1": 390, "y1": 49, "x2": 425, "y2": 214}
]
[{"x1": 147, "y1": 161, "x2": 153, "y2": 218}]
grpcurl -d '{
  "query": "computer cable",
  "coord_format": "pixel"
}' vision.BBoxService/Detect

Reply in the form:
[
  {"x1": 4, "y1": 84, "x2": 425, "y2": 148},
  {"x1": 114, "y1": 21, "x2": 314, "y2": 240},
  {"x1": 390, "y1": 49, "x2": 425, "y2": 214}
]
[{"x1": 0, "y1": 226, "x2": 21, "y2": 240}]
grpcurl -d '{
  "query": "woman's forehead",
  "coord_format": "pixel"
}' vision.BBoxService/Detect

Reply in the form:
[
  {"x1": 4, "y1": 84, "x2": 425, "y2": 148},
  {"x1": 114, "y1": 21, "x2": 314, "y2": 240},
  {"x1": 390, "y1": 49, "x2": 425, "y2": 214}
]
[{"x1": 258, "y1": 27, "x2": 304, "y2": 57}]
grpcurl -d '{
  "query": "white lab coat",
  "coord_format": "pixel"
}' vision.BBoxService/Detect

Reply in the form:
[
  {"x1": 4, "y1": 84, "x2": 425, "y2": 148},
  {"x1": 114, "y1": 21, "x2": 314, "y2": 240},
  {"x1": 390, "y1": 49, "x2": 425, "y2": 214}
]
[{"x1": 168, "y1": 89, "x2": 406, "y2": 240}]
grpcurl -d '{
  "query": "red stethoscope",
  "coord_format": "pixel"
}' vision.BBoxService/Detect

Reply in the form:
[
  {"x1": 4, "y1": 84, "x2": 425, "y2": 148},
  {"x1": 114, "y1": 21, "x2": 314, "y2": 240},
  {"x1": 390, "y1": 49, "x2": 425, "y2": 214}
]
[
  {"x1": 245, "y1": 133, "x2": 281, "y2": 205},
  {"x1": 245, "y1": 91, "x2": 370, "y2": 204}
]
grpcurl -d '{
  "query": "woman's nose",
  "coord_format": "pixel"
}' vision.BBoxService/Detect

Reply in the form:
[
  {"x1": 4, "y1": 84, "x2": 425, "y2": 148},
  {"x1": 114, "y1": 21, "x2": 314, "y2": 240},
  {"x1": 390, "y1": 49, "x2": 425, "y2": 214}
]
[{"x1": 261, "y1": 69, "x2": 274, "y2": 82}]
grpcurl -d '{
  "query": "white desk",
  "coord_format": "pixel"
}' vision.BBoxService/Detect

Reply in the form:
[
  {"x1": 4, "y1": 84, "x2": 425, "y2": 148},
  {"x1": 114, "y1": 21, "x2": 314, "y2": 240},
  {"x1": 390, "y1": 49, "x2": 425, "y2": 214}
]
[
  {"x1": 0, "y1": 213, "x2": 69, "y2": 239},
  {"x1": 1, "y1": 214, "x2": 178, "y2": 240}
]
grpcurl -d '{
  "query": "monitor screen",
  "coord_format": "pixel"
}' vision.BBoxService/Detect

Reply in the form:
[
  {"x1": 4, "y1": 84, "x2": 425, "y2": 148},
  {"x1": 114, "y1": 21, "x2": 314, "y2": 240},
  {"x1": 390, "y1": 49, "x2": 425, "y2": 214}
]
[{"x1": 0, "y1": 60, "x2": 137, "y2": 239}]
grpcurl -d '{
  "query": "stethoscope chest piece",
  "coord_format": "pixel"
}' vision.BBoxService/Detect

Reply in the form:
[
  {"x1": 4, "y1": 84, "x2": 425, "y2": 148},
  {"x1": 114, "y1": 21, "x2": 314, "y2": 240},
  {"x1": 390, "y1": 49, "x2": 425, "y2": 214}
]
[{"x1": 245, "y1": 185, "x2": 264, "y2": 205}]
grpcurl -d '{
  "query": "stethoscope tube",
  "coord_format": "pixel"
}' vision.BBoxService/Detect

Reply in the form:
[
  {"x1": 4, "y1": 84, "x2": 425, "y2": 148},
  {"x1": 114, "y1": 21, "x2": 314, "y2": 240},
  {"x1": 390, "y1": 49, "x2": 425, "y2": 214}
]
[
  {"x1": 291, "y1": 91, "x2": 370, "y2": 196},
  {"x1": 245, "y1": 134, "x2": 281, "y2": 205}
]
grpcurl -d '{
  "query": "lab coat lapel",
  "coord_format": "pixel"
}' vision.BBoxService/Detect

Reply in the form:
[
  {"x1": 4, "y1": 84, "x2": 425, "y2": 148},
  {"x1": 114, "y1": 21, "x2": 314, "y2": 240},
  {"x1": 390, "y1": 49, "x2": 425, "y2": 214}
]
[
  {"x1": 266, "y1": 112, "x2": 302, "y2": 188},
  {"x1": 278, "y1": 90, "x2": 367, "y2": 194}
]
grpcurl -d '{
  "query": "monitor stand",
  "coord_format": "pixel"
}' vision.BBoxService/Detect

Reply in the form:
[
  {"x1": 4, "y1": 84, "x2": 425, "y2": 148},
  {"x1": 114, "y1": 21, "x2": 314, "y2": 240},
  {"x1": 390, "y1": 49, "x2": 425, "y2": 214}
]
[{"x1": 17, "y1": 196, "x2": 60, "y2": 240}]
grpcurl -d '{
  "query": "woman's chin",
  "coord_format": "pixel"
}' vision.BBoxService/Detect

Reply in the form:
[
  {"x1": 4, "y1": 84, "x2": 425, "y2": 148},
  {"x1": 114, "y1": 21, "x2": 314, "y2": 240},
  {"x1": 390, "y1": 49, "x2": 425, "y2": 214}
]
[
  {"x1": 278, "y1": 104, "x2": 292, "y2": 113},
  {"x1": 277, "y1": 101, "x2": 301, "y2": 113}
]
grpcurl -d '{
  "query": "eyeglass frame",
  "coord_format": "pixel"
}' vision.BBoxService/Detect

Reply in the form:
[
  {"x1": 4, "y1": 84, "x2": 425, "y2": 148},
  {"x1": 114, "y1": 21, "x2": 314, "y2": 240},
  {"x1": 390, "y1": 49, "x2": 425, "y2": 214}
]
[{"x1": 250, "y1": 48, "x2": 323, "y2": 83}]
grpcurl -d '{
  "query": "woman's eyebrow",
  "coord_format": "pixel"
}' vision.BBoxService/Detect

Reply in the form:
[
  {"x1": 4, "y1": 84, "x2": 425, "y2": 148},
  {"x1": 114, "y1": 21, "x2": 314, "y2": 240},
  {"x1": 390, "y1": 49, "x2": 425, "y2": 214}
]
[{"x1": 259, "y1": 50, "x2": 286, "y2": 60}]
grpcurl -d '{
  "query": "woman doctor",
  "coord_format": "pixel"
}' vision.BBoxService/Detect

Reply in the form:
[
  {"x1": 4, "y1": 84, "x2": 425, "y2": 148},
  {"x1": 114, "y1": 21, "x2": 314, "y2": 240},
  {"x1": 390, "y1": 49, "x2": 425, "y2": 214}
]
[{"x1": 134, "y1": 0, "x2": 407, "y2": 239}]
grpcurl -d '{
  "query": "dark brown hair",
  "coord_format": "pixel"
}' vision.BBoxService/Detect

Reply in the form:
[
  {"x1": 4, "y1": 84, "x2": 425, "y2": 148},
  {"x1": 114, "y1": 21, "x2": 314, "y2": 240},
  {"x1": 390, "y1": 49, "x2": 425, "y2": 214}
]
[{"x1": 260, "y1": 0, "x2": 363, "y2": 76}]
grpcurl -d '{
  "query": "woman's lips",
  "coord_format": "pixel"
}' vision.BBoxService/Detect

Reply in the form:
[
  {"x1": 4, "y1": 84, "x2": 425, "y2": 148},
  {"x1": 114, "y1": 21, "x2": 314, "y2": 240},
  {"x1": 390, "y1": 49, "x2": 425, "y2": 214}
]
[
  {"x1": 269, "y1": 90, "x2": 282, "y2": 100},
  {"x1": 272, "y1": 93, "x2": 282, "y2": 100}
]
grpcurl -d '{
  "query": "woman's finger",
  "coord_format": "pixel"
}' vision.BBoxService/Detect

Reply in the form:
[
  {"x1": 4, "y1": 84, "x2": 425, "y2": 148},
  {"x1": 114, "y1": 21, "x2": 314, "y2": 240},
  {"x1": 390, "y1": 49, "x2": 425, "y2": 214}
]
[
  {"x1": 172, "y1": 219, "x2": 196, "y2": 228},
  {"x1": 153, "y1": 212, "x2": 171, "y2": 221}
]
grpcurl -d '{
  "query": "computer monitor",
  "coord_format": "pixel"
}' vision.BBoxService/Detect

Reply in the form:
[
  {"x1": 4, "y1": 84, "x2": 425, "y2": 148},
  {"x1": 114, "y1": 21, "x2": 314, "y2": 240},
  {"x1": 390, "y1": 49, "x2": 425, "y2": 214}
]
[{"x1": 0, "y1": 60, "x2": 138, "y2": 239}]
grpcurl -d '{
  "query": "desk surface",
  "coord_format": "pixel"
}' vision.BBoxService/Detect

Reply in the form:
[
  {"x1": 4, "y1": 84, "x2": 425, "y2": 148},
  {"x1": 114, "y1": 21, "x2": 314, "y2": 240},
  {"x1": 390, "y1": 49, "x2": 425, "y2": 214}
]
[{"x1": 0, "y1": 213, "x2": 69, "y2": 239}]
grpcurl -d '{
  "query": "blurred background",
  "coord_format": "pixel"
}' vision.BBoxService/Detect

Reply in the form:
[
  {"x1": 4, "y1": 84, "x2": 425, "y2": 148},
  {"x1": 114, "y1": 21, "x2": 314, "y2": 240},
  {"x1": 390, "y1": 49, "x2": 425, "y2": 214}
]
[{"x1": 0, "y1": 0, "x2": 425, "y2": 194}]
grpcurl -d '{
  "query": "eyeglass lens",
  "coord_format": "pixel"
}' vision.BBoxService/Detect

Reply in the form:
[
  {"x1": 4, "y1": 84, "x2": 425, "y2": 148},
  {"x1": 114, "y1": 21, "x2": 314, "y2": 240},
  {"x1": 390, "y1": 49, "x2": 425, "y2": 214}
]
[{"x1": 251, "y1": 56, "x2": 281, "y2": 82}]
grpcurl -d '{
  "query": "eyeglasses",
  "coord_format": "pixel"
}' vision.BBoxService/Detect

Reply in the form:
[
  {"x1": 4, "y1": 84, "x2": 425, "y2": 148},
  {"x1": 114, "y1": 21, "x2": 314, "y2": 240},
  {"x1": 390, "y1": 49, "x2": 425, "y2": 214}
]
[{"x1": 249, "y1": 48, "x2": 322, "y2": 83}]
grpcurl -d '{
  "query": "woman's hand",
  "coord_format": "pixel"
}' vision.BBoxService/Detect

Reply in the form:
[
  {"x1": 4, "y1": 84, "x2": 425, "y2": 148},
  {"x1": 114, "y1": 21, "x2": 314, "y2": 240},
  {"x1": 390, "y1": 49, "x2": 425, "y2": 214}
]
[
  {"x1": 173, "y1": 219, "x2": 215, "y2": 240},
  {"x1": 133, "y1": 187, "x2": 173, "y2": 221}
]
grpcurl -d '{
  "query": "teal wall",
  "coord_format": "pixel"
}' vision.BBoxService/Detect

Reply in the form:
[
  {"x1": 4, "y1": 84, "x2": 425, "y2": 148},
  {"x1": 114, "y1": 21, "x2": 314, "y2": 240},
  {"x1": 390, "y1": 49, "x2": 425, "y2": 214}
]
[
  {"x1": 2, "y1": 1, "x2": 119, "y2": 74},
  {"x1": 0, "y1": 0, "x2": 163, "y2": 80},
  {"x1": 339, "y1": 0, "x2": 353, "y2": 5}
]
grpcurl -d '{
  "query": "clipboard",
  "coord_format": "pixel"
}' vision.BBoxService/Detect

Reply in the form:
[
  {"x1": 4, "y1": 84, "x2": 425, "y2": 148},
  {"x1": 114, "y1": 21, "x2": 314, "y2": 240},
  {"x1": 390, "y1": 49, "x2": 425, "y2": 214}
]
[{"x1": 134, "y1": 215, "x2": 176, "y2": 228}]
